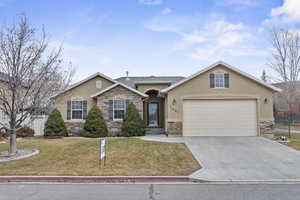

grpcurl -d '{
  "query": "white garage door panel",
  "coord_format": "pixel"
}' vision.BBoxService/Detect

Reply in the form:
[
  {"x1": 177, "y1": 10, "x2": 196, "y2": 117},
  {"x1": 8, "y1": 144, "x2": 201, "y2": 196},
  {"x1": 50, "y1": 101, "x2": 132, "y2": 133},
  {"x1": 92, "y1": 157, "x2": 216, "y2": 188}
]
[{"x1": 183, "y1": 100, "x2": 257, "y2": 136}]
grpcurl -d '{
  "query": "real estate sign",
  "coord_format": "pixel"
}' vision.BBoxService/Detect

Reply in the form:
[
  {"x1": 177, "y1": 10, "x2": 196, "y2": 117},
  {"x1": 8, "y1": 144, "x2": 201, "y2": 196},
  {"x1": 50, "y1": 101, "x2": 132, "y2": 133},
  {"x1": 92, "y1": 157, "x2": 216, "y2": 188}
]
[
  {"x1": 100, "y1": 139, "x2": 106, "y2": 160},
  {"x1": 99, "y1": 139, "x2": 106, "y2": 168}
]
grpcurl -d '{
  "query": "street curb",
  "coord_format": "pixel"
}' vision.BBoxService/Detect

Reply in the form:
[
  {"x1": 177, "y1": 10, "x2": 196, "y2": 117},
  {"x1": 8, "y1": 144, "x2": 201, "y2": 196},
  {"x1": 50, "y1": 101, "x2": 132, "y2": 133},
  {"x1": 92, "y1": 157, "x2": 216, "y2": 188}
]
[{"x1": 0, "y1": 176, "x2": 205, "y2": 183}]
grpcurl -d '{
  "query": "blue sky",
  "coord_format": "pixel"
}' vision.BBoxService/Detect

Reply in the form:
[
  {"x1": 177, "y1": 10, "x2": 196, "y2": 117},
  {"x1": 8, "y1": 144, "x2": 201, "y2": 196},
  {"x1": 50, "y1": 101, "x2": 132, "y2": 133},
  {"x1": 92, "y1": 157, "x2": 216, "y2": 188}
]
[{"x1": 0, "y1": 0, "x2": 299, "y2": 81}]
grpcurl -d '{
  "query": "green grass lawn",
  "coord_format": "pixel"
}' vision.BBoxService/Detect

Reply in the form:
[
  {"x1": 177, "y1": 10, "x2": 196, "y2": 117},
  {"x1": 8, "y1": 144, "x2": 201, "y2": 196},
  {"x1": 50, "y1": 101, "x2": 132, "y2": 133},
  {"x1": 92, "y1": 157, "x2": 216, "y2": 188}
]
[{"x1": 0, "y1": 138, "x2": 200, "y2": 176}]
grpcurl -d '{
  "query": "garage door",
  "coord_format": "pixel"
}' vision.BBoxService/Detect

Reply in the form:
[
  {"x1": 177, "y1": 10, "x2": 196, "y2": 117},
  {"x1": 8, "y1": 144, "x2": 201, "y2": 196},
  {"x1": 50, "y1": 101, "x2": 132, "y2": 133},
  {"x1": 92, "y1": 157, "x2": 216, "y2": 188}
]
[{"x1": 183, "y1": 99, "x2": 257, "y2": 136}]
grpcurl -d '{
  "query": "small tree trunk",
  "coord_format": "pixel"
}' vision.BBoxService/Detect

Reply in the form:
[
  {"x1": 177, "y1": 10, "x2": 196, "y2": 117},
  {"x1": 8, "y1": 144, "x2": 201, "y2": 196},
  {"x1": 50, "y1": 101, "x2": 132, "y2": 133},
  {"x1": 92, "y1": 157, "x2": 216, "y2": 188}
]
[
  {"x1": 9, "y1": 129, "x2": 17, "y2": 155},
  {"x1": 288, "y1": 105, "x2": 292, "y2": 138},
  {"x1": 288, "y1": 116, "x2": 291, "y2": 138}
]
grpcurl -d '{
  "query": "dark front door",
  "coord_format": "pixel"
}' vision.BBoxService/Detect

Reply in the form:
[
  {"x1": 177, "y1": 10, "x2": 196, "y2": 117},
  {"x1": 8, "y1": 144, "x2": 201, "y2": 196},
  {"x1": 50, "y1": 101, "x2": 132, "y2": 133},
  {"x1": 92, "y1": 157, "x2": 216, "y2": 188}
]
[{"x1": 148, "y1": 102, "x2": 159, "y2": 127}]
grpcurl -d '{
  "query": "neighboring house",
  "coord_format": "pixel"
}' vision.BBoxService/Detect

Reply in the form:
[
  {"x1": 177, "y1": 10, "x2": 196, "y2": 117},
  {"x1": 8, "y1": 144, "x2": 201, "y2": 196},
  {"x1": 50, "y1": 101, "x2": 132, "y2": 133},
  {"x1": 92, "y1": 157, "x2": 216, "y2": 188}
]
[
  {"x1": 52, "y1": 61, "x2": 280, "y2": 136},
  {"x1": 272, "y1": 82, "x2": 300, "y2": 122},
  {"x1": 0, "y1": 72, "x2": 9, "y2": 129},
  {"x1": 0, "y1": 72, "x2": 48, "y2": 135}
]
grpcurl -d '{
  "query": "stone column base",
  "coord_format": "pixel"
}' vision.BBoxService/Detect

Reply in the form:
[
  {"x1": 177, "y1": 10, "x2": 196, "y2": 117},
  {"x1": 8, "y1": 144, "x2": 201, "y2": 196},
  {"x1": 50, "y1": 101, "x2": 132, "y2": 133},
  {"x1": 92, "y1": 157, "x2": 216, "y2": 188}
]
[
  {"x1": 167, "y1": 122, "x2": 182, "y2": 136},
  {"x1": 259, "y1": 120, "x2": 274, "y2": 135}
]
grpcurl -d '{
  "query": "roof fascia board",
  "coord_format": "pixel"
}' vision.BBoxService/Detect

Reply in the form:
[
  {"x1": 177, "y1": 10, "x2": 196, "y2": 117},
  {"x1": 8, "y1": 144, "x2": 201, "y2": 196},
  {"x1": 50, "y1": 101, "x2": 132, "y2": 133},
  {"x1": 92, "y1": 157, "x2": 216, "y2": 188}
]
[
  {"x1": 91, "y1": 83, "x2": 148, "y2": 98},
  {"x1": 51, "y1": 72, "x2": 117, "y2": 98}
]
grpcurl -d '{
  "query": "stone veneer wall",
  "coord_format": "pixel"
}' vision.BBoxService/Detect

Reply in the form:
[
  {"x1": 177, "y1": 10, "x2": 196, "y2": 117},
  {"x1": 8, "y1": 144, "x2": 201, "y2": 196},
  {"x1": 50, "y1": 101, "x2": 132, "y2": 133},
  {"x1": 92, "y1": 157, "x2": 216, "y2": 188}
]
[
  {"x1": 259, "y1": 120, "x2": 274, "y2": 134},
  {"x1": 65, "y1": 122, "x2": 84, "y2": 136},
  {"x1": 167, "y1": 121, "x2": 182, "y2": 135},
  {"x1": 96, "y1": 85, "x2": 143, "y2": 134}
]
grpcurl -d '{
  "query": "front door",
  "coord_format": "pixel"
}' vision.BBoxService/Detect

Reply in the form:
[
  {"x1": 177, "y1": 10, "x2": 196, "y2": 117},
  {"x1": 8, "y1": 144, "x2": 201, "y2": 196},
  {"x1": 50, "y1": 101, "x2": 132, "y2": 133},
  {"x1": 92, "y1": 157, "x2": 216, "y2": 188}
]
[{"x1": 148, "y1": 102, "x2": 159, "y2": 127}]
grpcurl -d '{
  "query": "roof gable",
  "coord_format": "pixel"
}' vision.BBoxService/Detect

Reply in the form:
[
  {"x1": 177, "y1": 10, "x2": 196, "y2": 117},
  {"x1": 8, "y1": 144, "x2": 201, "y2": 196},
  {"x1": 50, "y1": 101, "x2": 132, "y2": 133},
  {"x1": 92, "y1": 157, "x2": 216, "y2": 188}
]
[
  {"x1": 161, "y1": 61, "x2": 281, "y2": 93},
  {"x1": 115, "y1": 76, "x2": 185, "y2": 89},
  {"x1": 52, "y1": 72, "x2": 116, "y2": 98},
  {"x1": 91, "y1": 83, "x2": 148, "y2": 98}
]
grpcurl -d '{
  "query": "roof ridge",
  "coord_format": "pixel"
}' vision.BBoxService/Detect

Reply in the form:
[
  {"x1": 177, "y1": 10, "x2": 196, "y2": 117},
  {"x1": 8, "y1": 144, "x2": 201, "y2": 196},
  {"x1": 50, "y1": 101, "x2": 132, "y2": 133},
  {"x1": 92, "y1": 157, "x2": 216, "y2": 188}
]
[{"x1": 115, "y1": 76, "x2": 185, "y2": 78}]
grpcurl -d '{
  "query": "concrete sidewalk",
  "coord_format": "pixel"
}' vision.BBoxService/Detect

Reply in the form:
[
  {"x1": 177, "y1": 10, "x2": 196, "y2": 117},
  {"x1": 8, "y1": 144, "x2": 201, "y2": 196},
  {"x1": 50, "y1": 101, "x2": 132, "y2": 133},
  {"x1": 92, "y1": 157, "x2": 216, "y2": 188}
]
[
  {"x1": 138, "y1": 135, "x2": 184, "y2": 143},
  {"x1": 273, "y1": 128, "x2": 300, "y2": 134}
]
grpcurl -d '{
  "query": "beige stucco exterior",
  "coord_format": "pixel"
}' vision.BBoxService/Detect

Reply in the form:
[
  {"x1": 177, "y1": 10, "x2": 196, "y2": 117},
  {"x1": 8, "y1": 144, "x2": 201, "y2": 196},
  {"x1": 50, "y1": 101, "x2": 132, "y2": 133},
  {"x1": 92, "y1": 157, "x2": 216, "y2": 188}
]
[
  {"x1": 54, "y1": 76, "x2": 114, "y2": 121},
  {"x1": 53, "y1": 63, "x2": 278, "y2": 136},
  {"x1": 165, "y1": 64, "x2": 274, "y2": 134}
]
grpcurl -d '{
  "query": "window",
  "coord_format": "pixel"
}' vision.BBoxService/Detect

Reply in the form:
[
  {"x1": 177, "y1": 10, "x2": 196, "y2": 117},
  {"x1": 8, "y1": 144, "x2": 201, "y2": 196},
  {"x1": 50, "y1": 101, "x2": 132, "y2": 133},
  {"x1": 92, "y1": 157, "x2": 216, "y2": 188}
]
[
  {"x1": 214, "y1": 73, "x2": 225, "y2": 88},
  {"x1": 113, "y1": 99, "x2": 126, "y2": 120},
  {"x1": 71, "y1": 100, "x2": 83, "y2": 119},
  {"x1": 96, "y1": 80, "x2": 102, "y2": 89}
]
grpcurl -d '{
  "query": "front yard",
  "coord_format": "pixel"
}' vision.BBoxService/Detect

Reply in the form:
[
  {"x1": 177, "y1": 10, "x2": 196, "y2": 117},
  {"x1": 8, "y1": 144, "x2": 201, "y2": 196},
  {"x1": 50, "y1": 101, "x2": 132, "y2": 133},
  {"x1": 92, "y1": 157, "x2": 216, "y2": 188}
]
[
  {"x1": 0, "y1": 138, "x2": 200, "y2": 176},
  {"x1": 274, "y1": 132, "x2": 300, "y2": 150}
]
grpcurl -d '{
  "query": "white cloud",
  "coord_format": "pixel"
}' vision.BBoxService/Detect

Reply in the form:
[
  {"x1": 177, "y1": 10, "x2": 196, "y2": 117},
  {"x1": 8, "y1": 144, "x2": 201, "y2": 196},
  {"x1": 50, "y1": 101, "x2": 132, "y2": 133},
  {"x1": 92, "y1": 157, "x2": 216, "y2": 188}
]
[
  {"x1": 184, "y1": 20, "x2": 266, "y2": 60},
  {"x1": 217, "y1": 0, "x2": 258, "y2": 6},
  {"x1": 139, "y1": 0, "x2": 162, "y2": 6},
  {"x1": 264, "y1": 0, "x2": 300, "y2": 26},
  {"x1": 270, "y1": 0, "x2": 300, "y2": 23},
  {"x1": 144, "y1": 14, "x2": 202, "y2": 33},
  {"x1": 145, "y1": 14, "x2": 267, "y2": 61},
  {"x1": 182, "y1": 30, "x2": 207, "y2": 43},
  {"x1": 162, "y1": 8, "x2": 172, "y2": 15}
]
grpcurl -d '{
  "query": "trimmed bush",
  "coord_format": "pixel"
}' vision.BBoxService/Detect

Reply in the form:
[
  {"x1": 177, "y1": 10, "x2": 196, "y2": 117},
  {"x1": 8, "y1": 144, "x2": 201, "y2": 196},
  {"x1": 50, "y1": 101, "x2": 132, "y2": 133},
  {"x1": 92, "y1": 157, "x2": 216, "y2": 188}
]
[
  {"x1": 17, "y1": 125, "x2": 35, "y2": 137},
  {"x1": 121, "y1": 103, "x2": 145, "y2": 137},
  {"x1": 79, "y1": 105, "x2": 108, "y2": 138},
  {"x1": 44, "y1": 109, "x2": 68, "y2": 137}
]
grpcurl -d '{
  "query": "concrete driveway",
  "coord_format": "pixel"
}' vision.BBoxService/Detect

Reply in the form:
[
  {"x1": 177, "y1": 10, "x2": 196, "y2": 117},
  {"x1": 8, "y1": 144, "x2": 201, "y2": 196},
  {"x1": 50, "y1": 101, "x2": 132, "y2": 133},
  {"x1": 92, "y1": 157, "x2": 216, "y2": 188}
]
[{"x1": 185, "y1": 137, "x2": 300, "y2": 181}]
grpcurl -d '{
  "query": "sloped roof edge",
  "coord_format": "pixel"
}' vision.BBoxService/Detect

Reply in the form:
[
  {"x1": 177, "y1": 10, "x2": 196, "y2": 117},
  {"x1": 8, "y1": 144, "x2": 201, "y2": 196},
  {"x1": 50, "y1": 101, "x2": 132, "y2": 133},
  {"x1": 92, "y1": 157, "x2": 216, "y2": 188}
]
[
  {"x1": 51, "y1": 72, "x2": 117, "y2": 98},
  {"x1": 161, "y1": 61, "x2": 281, "y2": 93},
  {"x1": 91, "y1": 83, "x2": 148, "y2": 98}
]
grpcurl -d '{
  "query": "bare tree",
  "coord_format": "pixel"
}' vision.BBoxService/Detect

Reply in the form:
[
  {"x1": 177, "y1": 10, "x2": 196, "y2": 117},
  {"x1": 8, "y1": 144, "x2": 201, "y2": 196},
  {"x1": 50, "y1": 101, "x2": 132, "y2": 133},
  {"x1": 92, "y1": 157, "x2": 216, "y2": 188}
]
[
  {"x1": 0, "y1": 16, "x2": 74, "y2": 155},
  {"x1": 268, "y1": 27, "x2": 300, "y2": 136}
]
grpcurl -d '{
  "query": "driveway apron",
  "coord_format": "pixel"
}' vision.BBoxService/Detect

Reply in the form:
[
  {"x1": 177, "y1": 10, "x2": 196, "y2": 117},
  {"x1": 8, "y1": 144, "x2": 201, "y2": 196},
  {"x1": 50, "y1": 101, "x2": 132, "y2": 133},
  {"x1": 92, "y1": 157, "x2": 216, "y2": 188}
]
[{"x1": 185, "y1": 137, "x2": 300, "y2": 181}]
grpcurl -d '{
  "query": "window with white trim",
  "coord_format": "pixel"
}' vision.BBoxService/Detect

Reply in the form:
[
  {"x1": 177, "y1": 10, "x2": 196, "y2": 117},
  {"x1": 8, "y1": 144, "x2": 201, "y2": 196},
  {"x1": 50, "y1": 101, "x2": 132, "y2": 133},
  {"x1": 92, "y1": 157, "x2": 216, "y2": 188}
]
[
  {"x1": 113, "y1": 99, "x2": 126, "y2": 120},
  {"x1": 71, "y1": 100, "x2": 83, "y2": 119},
  {"x1": 214, "y1": 73, "x2": 225, "y2": 88}
]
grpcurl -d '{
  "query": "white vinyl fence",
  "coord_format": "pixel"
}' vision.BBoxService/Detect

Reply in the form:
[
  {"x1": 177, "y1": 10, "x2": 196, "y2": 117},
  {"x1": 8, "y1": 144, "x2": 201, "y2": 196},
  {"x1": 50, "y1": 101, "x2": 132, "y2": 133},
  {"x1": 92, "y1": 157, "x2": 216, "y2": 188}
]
[
  {"x1": 0, "y1": 111, "x2": 48, "y2": 136},
  {"x1": 28, "y1": 115, "x2": 48, "y2": 136}
]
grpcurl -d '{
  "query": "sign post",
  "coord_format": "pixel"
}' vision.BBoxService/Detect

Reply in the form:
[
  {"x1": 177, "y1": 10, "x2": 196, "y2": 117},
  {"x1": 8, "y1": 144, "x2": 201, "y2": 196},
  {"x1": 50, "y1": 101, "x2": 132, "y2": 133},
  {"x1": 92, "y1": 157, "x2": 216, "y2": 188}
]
[{"x1": 99, "y1": 139, "x2": 106, "y2": 168}]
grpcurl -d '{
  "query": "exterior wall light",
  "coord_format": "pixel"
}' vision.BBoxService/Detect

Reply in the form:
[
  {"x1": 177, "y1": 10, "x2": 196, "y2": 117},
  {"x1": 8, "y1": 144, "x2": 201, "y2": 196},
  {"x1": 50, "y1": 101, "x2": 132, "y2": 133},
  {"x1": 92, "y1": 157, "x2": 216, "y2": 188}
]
[{"x1": 172, "y1": 99, "x2": 176, "y2": 105}]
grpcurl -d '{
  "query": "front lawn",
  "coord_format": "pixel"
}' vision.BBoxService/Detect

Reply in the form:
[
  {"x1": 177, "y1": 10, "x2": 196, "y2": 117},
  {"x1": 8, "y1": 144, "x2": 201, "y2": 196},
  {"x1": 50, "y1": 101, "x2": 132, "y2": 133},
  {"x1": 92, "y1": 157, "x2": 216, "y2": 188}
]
[
  {"x1": 274, "y1": 133, "x2": 300, "y2": 150},
  {"x1": 0, "y1": 138, "x2": 200, "y2": 176}
]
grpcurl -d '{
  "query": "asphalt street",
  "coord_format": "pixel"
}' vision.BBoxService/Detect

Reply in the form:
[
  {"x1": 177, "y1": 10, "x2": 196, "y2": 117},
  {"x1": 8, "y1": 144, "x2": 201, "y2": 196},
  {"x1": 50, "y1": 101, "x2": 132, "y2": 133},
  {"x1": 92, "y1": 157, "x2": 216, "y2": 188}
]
[{"x1": 0, "y1": 182, "x2": 300, "y2": 200}]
